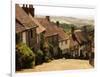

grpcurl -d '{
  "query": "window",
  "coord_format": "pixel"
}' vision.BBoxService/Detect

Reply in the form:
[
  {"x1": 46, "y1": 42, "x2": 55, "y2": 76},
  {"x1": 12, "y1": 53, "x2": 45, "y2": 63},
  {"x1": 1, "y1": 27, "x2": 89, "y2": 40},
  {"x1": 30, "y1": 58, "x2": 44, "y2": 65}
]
[
  {"x1": 65, "y1": 40, "x2": 67, "y2": 44},
  {"x1": 16, "y1": 33, "x2": 22, "y2": 44},
  {"x1": 61, "y1": 41, "x2": 63, "y2": 46},
  {"x1": 30, "y1": 29, "x2": 33, "y2": 38}
]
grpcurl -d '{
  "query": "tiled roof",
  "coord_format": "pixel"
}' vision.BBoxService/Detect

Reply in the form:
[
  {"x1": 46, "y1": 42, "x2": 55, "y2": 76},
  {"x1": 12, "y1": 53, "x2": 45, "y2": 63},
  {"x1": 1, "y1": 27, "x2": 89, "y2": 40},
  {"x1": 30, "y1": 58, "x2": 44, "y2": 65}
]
[
  {"x1": 36, "y1": 18, "x2": 58, "y2": 37},
  {"x1": 50, "y1": 22, "x2": 68, "y2": 41},
  {"x1": 68, "y1": 35, "x2": 79, "y2": 48},
  {"x1": 29, "y1": 14, "x2": 46, "y2": 34},
  {"x1": 68, "y1": 30, "x2": 88, "y2": 48},
  {"x1": 16, "y1": 20, "x2": 26, "y2": 33},
  {"x1": 16, "y1": 4, "x2": 37, "y2": 30},
  {"x1": 74, "y1": 30, "x2": 88, "y2": 44},
  {"x1": 36, "y1": 18, "x2": 68, "y2": 41}
]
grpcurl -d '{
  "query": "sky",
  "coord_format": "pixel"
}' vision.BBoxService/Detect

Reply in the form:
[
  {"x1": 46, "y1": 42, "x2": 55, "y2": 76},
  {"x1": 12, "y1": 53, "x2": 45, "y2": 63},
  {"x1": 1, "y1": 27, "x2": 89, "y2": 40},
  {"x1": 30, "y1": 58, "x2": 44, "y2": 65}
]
[
  {"x1": 18, "y1": 0, "x2": 96, "y2": 20},
  {"x1": 33, "y1": 5, "x2": 95, "y2": 19}
]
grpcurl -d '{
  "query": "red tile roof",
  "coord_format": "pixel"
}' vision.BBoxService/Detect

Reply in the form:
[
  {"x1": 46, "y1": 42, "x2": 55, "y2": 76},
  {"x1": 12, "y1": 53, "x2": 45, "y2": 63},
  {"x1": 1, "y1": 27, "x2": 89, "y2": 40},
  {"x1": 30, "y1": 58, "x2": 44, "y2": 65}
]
[
  {"x1": 16, "y1": 20, "x2": 26, "y2": 33},
  {"x1": 74, "y1": 30, "x2": 88, "y2": 44},
  {"x1": 68, "y1": 30, "x2": 88, "y2": 48},
  {"x1": 50, "y1": 22, "x2": 68, "y2": 41},
  {"x1": 36, "y1": 18, "x2": 58, "y2": 37},
  {"x1": 29, "y1": 14, "x2": 46, "y2": 34},
  {"x1": 16, "y1": 4, "x2": 37, "y2": 30},
  {"x1": 68, "y1": 35, "x2": 79, "y2": 48},
  {"x1": 35, "y1": 18, "x2": 68, "y2": 41}
]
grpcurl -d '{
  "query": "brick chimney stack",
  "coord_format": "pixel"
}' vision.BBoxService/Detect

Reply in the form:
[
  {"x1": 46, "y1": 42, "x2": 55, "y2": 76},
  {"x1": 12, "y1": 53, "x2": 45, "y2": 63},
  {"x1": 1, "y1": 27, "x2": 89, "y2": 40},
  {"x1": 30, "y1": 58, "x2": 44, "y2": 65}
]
[
  {"x1": 22, "y1": 4, "x2": 29, "y2": 14},
  {"x1": 82, "y1": 26, "x2": 87, "y2": 33},
  {"x1": 23, "y1": 4, "x2": 25, "y2": 7},
  {"x1": 22, "y1": 4, "x2": 35, "y2": 17},
  {"x1": 71, "y1": 26, "x2": 75, "y2": 34},
  {"x1": 82, "y1": 26, "x2": 89, "y2": 40},
  {"x1": 56, "y1": 21, "x2": 59, "y2": 27},
  {"x1": 46, "y1": 16, "x2": 50, "y2": 22},
  {"x1": 29, "y1": 4, "x2": 34, "y2": 17}
]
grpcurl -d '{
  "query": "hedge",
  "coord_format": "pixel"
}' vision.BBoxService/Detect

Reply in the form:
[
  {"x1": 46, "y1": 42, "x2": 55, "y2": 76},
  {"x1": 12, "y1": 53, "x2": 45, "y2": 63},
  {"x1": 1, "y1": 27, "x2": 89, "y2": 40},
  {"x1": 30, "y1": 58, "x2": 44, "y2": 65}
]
[
  {"x1": 35, "y1": 49, "x2": 44, "y2": 65},
  {"x1": 16, "y1": 43, "x2": 35, "y2": 70}
]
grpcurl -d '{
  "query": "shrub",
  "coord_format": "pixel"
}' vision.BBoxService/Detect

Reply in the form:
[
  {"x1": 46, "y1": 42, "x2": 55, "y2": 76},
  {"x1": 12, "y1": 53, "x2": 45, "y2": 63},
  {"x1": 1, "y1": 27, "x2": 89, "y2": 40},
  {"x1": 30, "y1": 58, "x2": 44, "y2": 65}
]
[
  {"x1": 16, "y1": 43, "x2": 35, "y2": 70},
  {"x1": 44, "y1": 49, "x2": 52, "y2": 62},
  {"x1": 43, "y1": 42, "x2": 52, "y2": 62},
  {"x1": 49, "y1": 43, "x2": 61, "y2": 59},
  {"x1": 35, "y1": 49, "x2": 44, "y2": 65}
]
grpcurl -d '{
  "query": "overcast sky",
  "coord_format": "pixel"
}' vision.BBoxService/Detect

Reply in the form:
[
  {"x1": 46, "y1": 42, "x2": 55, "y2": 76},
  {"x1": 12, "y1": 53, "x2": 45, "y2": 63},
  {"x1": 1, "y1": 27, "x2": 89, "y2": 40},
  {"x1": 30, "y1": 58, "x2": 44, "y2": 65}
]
[
  {"x1": 33, "y1": 5, "x2": 95, "y2": 19},
  {"x1": 19, "y1": 2, "x2": 95, "y2": 19},
  {"x1": 19, "y1": 0, "x2": 95, "y2": 20}
]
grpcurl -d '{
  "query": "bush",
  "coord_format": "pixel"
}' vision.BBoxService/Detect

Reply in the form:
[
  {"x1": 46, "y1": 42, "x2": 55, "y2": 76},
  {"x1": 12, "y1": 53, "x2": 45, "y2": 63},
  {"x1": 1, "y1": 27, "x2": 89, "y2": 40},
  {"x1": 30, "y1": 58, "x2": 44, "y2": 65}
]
[
  {"x1": 43, "y1": 41, "x2": 52, "y2": 62},
  {"x1": 35, "y1": 49, "x2": 44, "y2": 65},
  {"x1": 49, "y1": 44, "x2": 61, "y2": 59},
  {"x1": 16, "y1": 43, "x2": 35, "y2": 70},
  {"x1": 44, "y1": 49, "x2": 52, "y2": 62}
]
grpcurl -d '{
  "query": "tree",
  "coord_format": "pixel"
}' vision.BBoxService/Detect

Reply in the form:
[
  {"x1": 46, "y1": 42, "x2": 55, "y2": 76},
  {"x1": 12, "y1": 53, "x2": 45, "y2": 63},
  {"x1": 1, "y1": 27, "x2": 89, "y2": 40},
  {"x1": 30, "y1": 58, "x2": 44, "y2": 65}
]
[{"x1": 16, "y1": 43, "x2": 35, "y2": 70}]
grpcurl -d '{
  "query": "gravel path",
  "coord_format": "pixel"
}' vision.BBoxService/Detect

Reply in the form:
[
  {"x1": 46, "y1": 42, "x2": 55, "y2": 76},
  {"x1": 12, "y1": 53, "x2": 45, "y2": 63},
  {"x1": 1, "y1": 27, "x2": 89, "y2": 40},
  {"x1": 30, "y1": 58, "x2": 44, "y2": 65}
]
[{"x1": 17, "y1": 58, "x2": 93, "y2": 73}]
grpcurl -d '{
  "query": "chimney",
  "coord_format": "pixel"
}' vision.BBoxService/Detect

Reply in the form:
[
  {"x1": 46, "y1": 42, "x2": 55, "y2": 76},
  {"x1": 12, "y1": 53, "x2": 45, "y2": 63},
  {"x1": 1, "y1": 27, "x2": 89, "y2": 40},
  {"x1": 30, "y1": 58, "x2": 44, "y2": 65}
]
[
  {"x1": 46, "y1": 16, "x2": 50, "y2": 22},
  {"x1": 26, "y1": 4, "x2": 28, "y2": 8},
  {"x1": 82, "y1": 26, "x2": 89, "y2": 40},
  {"x1": 82, "y1": 26, "x2": 87, "y2": 33},
  {"x1": 56, "y1": 21, "x2": 59, "y2": 27},
  {"x1": 29, "y1": 4, "x2": 35, "y2": 17},
  {"x1": 22, "y1": 4, "x2": 29, "y2": 14},
  {"x1": 71, "y1": 26, "x2": 75, "y2": 34},
  {"x1": 22, "y1": 4, "x2": 25, "y2": 9},
  {"x1": 22, "y1": 4, "x2": 25, "y2": 7}
]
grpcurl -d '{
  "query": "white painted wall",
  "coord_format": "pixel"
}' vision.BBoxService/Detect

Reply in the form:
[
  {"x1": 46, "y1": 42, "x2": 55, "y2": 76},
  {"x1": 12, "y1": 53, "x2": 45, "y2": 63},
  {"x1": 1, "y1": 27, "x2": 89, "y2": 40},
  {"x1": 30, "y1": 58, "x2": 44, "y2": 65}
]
[
  {"x1": 59, "y1": 40, "x2": 68, "y2": 50},
  {"x1": 22, "y1": 32, "x2": 26, "y2": 43}
]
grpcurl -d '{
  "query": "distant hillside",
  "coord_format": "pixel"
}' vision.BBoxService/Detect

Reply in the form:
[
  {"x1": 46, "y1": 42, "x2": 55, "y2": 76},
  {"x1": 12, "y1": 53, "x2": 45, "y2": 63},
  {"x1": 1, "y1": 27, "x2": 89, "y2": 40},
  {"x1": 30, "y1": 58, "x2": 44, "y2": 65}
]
[{"x1": 50, "y1": 16, "x2": 94, "y2": 27}]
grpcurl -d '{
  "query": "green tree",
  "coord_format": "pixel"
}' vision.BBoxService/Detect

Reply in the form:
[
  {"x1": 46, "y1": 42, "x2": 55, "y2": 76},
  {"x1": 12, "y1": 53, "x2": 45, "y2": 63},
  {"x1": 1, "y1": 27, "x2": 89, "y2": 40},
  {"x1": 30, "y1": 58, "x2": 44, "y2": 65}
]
[{"x1": 16, "y1": 43, "x2": 35, "y2": 70}]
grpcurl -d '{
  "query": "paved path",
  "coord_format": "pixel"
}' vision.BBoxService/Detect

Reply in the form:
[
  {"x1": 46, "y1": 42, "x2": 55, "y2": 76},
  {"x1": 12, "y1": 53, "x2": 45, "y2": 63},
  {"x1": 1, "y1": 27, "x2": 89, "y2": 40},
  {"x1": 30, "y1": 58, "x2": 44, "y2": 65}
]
[{"x1": 17, "y1": 58, "x2": 93, "y2": 73}]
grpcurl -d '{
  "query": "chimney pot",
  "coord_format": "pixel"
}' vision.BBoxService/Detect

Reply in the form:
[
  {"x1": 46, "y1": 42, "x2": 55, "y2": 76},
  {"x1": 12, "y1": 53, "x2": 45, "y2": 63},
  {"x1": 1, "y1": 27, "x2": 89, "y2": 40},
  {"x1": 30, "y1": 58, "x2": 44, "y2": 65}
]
[
  {"x1": 56, "y1": 21, "x2": 59, "y2": 27},
  {"x1": 29, "y1": 4, "x2": 33, "y2": 8},
  {"x1": 29, "y1": 4, "x2": 34, "y2": 17},
  {"x1": 71, "y1": 26, "x2": 75, "y2": 33},
  {"x1": 22, "y1": 4, "x2": 25, "y2": 7},
  {"x1": 22, "y1": 4, "x2": 29, "y2": 14},
  {"x1": 26, "y1": 4, "x2": 28, "y2": 8},
  {"x1": 83, "y1": 26, "x2": 87, "y2": 31},
  {"x1": 46, "y1": 16, "x2": 50, "y2": 22},
  {"x1": 82, "y1": 25, "x2": 88, "y2": 36}
]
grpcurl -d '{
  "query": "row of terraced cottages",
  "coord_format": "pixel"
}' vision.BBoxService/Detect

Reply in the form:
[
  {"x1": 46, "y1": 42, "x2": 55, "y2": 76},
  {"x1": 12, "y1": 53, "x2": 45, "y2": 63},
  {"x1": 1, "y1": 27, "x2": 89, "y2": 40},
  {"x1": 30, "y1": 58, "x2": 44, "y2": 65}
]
[
  {"x1": 16, "y1": 4, "x2": 69, "y2": 64},
  {"x1": 16, "y1": 4, "x2": 94, "y2": 64}
]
